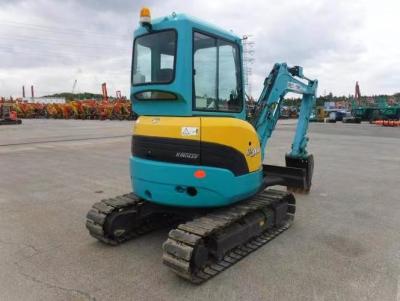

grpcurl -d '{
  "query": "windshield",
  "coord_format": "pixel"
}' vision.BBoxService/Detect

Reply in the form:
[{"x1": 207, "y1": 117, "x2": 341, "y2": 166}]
[{"x1": 132, "y1": 30, "x2": 177, "y2": 85}]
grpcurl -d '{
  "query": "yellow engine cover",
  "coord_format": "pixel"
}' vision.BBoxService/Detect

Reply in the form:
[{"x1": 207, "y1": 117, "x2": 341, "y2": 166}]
[
  {"x1": 133, "y1": 116, "x2": 262, "y2": 173},
  {"x1": 200, "y1": 117, "x2": 261, "y2": 172}
]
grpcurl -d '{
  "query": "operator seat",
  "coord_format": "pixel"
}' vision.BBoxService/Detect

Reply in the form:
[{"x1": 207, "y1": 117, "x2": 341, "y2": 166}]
[{"x1": 156, "y1": 68, "x2": 173, "y2": 83}]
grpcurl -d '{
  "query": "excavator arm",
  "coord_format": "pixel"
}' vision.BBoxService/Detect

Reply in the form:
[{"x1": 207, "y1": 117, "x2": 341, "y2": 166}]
[
  {"x1": 251, "y1": 63, "x2": 318, "y2": 192},
  {"x1": 253, "y1": 63, "x2": 318, "y2": 159}
]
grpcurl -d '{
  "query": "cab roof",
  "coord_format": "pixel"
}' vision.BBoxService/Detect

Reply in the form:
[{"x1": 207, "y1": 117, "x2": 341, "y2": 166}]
[{"x1": 134, "y1": 13, "x2": 241, "y2": 42}]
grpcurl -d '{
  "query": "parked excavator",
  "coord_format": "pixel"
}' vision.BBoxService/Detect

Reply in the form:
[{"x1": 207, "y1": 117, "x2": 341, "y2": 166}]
[{"x1": 86, "y1": 8, "x2": 318, "y2": 283}]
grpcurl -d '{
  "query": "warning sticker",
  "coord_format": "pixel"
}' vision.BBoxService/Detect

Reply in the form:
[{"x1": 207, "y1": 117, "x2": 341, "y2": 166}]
[{"x1": 181, "y1": 127, "x2": 199, "y2": 136}]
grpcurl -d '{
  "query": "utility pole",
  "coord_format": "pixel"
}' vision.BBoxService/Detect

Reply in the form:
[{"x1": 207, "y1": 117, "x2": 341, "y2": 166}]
[
  {"x1": 101, "y1": 83, "x2": 108, "y2": 102},
  {"x1": 22, "y1": 86, "x2": 25, "y2": 98},
  {"x1": 355, "y1": 81, "x2": 361, "y2": 106},
  {"x1": 72, "y1": 79, "x2": 77, "y2": 94}
]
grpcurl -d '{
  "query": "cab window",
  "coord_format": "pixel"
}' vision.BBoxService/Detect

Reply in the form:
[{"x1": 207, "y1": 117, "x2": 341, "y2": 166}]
[
  {"x1": 132, "y1": 30, "x2": 176, "y2": 85},
  {"x1": 193, "y1": 31, "x2": 242, "y2": 112}
]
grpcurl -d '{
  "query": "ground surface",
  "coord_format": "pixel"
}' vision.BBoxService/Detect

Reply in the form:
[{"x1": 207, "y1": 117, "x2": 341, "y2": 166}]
[{"x1": 0, "y1": 119, "x2": 399, "y2": 301}]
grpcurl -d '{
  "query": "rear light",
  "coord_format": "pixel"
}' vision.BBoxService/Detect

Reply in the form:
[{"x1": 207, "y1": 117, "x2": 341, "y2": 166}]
[{"x1": 194, "y1": 170, "x2": 206, "y2": 179}]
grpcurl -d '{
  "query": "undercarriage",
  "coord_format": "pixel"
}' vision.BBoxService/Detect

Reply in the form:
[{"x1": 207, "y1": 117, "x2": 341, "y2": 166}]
[{"x1": 86, "y1": 189, "x2": 295, "y2": 283}]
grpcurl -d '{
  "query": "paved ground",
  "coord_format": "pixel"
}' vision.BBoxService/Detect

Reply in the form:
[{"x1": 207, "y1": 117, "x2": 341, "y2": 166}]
[{"x1": 0, "y1": 119, "x2": 399, "y2": 301}]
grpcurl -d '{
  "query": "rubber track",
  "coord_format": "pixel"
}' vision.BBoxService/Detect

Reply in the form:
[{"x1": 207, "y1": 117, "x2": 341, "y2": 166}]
[
  {"x1": 162, "y1": 189, "x2": 295, "y2": 283},
  {"x1": 86, "y1": 193, "x2": 171, "y2": 245}
]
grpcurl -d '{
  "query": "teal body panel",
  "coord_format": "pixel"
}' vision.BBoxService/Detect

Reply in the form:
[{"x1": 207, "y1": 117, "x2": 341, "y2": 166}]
[
  {"x1": 131, "y1": 14, "x2": 246, "y2": 120},
  {"x1": 130, "y1": 156, "x2": 262, "y2": 208}
]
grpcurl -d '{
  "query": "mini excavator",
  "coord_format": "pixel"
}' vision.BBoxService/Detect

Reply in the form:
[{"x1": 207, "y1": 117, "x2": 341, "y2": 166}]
[{"x1": 86, "y1": 8, "x2": 318, "y2": 283}]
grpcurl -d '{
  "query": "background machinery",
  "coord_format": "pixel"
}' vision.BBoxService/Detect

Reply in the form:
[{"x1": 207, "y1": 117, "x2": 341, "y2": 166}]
[
  {"x1": 310, "y1": 106, "x2": 328, "y2": 122},
  {"x1": 350, "y1": 83, "x2": 399, "y2": 122},
  {"x1": 86, "y1": 9, "x2": 318, "y2": 283},
  {"x1": 0, "y1": 100, "x2": 22, "y2": 125}
]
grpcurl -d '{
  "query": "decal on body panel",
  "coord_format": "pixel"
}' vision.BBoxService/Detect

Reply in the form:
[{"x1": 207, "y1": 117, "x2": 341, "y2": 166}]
[
  {"x1": 181, "y1": 127, "x2": 199, "y2": 136},
  {"x1": 246, "y1": 146, "x2": 260, "y2": 157}
]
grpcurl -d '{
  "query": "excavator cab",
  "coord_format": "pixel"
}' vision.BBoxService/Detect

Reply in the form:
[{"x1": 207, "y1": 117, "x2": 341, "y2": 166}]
[{"x1": 131, "y1": 12, "x2": 245, "y2": 119}]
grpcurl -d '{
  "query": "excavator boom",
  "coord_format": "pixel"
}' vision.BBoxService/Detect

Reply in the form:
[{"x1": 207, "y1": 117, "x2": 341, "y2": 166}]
[{"x1": 253, "y1": 63, "x2": 318, "y2": 160}]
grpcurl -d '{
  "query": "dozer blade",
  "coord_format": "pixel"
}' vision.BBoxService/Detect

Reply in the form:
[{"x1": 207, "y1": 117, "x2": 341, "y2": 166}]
[
  {"x1": 162, "y1": 189, "x2": 295, "y2": 283},
  {"x1": 263, "y1": 154, "x2": 314, "y2": 194}
]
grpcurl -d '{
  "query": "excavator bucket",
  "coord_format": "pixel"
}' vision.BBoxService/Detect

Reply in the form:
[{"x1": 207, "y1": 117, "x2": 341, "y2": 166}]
[{"x1": 285, "y1": 154, "x2": 314, "y2": 193}]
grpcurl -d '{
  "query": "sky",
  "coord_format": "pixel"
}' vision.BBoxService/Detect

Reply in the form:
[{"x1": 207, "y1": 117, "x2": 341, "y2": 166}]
[{"x1": 0, "y1": 0, "x2": 399, "y2": 98}]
